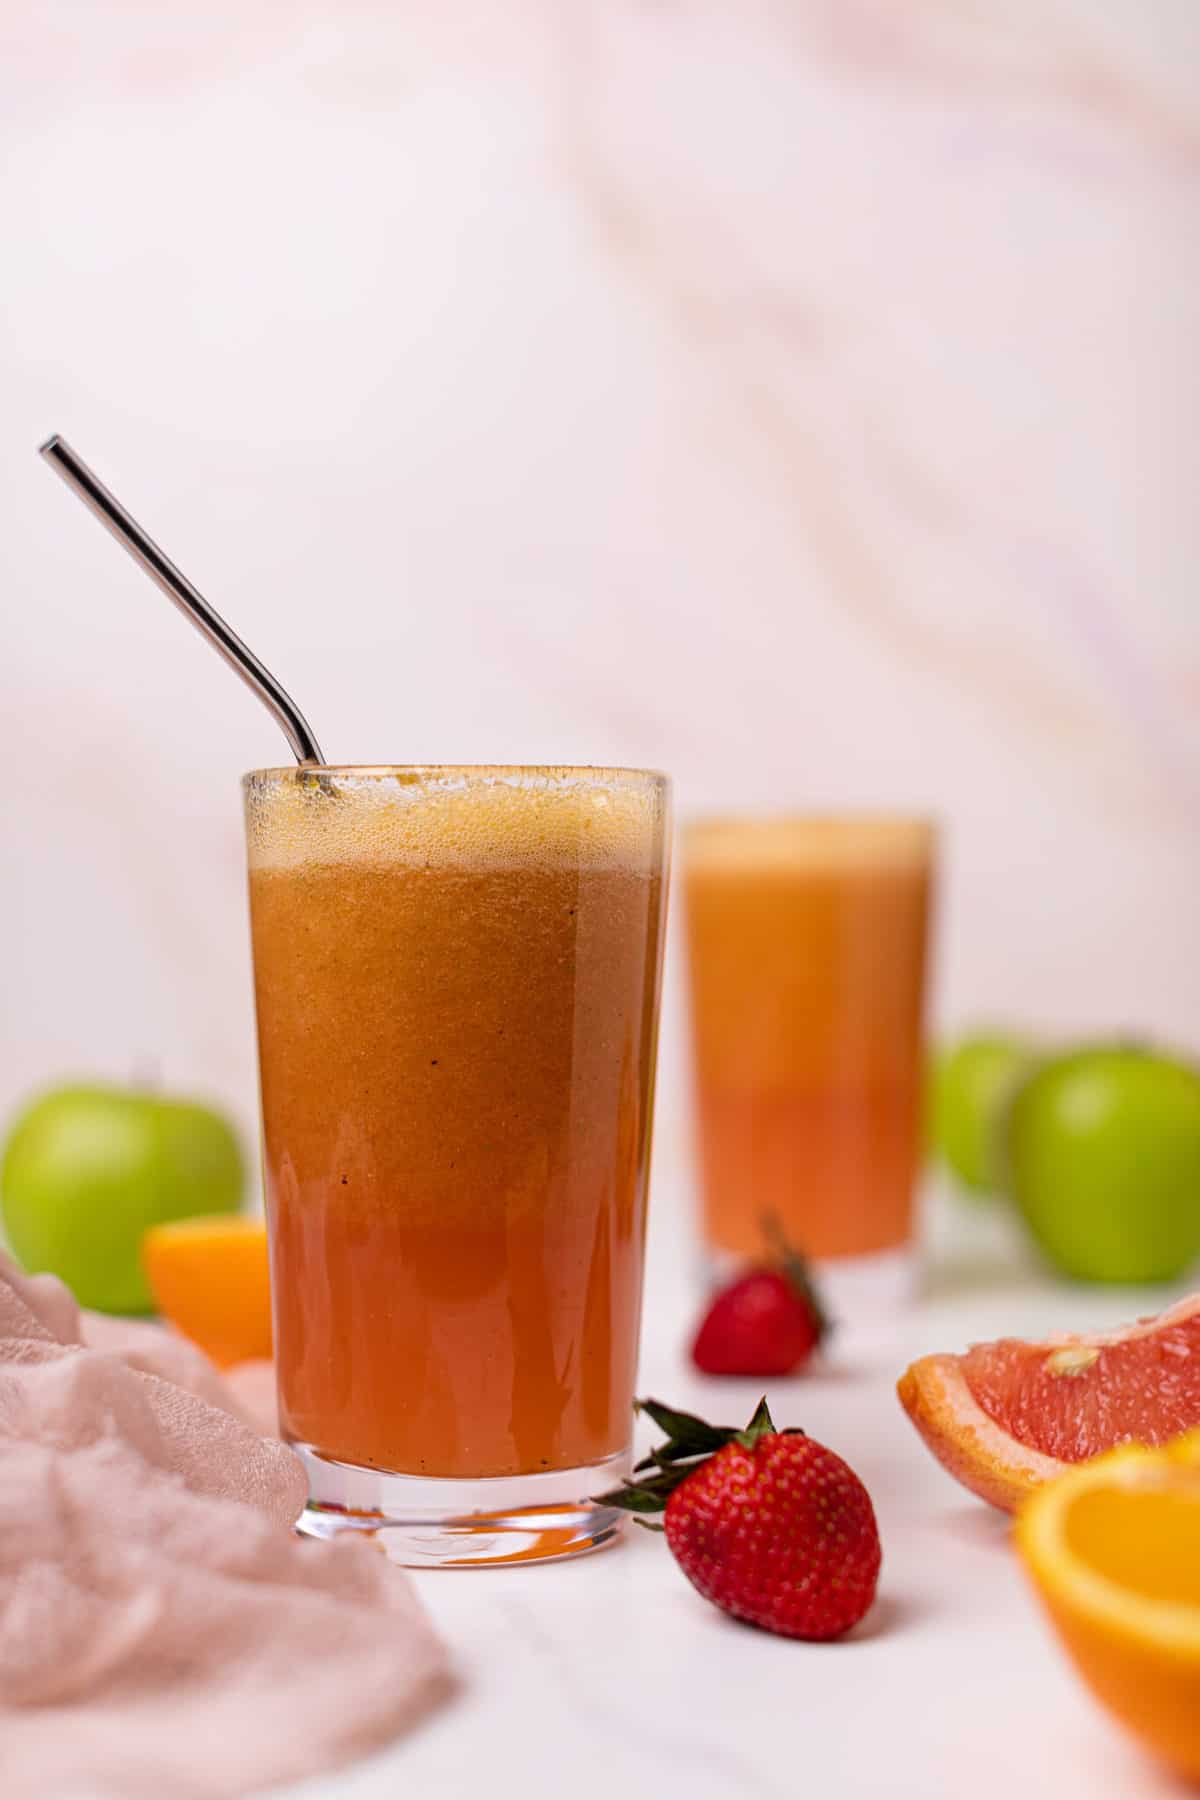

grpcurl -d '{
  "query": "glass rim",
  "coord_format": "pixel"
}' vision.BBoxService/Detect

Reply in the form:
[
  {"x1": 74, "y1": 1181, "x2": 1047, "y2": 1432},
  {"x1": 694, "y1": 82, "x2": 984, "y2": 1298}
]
[
  {"x1": 242, "y1": 762, "x2": 671, "y2": 788},
  {"x1": 682, "y1": 810, "x2": 936, "y2": 836}
]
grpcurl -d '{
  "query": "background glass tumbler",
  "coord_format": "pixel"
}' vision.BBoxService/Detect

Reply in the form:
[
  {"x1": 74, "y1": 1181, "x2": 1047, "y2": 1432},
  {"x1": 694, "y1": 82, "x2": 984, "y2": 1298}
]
[
  {"x1": 683, "y1": 816, "x2": 934, "y2": 1308},
  {"x1": 244, "y1": 765, "x2": 670, "y2": 1565}
]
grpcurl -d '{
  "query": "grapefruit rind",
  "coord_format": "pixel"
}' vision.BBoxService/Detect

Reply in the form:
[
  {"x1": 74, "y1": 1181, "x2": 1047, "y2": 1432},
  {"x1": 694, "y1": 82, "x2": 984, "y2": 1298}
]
[
  {"x1": 898, "y1": 1354, "x2": 1065, "y2": 1511},
  {"x1": 1031, "y1": 1291, "x2": 1200, "y2": 1351}
]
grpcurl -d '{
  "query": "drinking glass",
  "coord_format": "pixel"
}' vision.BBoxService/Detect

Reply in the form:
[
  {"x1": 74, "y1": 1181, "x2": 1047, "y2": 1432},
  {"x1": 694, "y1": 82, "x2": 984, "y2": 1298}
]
[
  {"x1": 682, "y1": 816, "x2": 934, "y2": 1308},
  {"x1": 243, "y1": 765, "x2": 670, "y2": 1565}
]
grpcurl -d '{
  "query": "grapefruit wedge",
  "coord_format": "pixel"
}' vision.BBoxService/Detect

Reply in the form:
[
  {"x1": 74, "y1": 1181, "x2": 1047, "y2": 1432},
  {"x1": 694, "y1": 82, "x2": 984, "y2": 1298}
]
[{"x1": 898, "y1": 1293, "x2": 1200, "y2": 1511}]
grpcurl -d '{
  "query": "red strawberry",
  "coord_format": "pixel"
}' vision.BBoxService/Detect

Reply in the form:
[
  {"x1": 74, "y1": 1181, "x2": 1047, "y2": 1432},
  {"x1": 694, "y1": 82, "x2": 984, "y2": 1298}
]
[
  {"x1": 691, "y1": 1226, "x2": 830, "y2": 1376},
  {"x1": 600, "y1": 1398, "x2": 880, "y2": 1641}
]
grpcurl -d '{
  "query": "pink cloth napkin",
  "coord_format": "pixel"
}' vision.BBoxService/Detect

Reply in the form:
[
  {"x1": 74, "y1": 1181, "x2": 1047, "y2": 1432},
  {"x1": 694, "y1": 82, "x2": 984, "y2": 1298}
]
[{"x1": 0, "y1": 1256, "x2": 452, "y2": 1799}]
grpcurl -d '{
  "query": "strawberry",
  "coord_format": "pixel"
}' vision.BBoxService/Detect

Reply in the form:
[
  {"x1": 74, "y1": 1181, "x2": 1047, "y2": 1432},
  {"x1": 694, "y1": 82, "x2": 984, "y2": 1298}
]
[
  {"x1": 691, "y1": 1224, "x2": 830, "y2": 1376},
  {"x1": 600, "y1": 1398, "x2": 880, "y2": 1640}
]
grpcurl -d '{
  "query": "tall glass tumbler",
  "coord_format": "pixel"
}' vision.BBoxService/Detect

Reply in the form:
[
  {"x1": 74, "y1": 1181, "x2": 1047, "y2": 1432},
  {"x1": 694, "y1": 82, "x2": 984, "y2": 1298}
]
[
  {"x1": 243, "y1": 766, "x2": 670, "y2": 1565},
  {"x1": 683, "y1": 816, "x2": 934, "y2": 1309}
]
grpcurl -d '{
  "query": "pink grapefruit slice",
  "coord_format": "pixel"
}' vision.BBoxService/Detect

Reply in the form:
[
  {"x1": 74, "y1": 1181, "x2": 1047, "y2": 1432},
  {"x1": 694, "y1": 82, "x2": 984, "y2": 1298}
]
[{"x1": 898, "y1": 1293, "x2": 1200, "y2": 1511}]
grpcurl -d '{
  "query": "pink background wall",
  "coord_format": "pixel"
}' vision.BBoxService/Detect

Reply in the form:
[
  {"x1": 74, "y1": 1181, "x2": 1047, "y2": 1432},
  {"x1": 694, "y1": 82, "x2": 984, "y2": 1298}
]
[{"x1": 3, "y1": 1, "x2": 1197, "y2": 1192}]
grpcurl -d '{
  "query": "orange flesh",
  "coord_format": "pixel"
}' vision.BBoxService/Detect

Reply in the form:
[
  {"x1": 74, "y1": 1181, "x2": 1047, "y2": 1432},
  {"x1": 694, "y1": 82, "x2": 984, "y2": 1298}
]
[
  {"x1": 247, "y1": 807, "x2": 666, "y2": 1480},
  {"x1": 1064, "y1": 1486, "x2": 1200, "y2": 1604},
  {"x1": 962, "y1": 1313, "x2": 1200, "y2": 1462},
  {"x1": 1017, "y1": 1442, "x2": 1200, "y2": 1784},
  {"x1": 683, "y1": 822, "x2": 931, "y2": 1259},
  {"x1": 142, "y1": 1218, "x2": 272, "y2": 1369}
]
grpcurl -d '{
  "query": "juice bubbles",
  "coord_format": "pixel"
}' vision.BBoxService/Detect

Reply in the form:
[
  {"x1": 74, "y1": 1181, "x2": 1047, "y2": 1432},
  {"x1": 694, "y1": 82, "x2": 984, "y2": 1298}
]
[
  {"x1": 683, "y1": 818, "x2": 933, "y2": 1267},
  {"x1": 244, "y1": 768, "x2": 669, "y2": 1488}
]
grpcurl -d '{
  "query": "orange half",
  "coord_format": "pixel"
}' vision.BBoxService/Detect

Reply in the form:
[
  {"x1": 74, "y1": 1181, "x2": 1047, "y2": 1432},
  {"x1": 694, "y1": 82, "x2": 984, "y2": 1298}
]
[
  {"x1": 142, "y1": 1215, "x2": 272, "y2": 1368},
  {"x1": 1016, "y1": 1433, "x2": 1200, "y2": 1781}
]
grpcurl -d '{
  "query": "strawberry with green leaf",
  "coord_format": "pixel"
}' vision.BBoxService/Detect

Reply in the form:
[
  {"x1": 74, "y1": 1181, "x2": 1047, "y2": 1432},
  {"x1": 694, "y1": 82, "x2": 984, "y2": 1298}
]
[
  {"x1": 691, "y1": 1219, "x2": 831, "y2": 1377},
  {"x1": 599, "y1": 1397, "x2": 880, "y2": 1641}
]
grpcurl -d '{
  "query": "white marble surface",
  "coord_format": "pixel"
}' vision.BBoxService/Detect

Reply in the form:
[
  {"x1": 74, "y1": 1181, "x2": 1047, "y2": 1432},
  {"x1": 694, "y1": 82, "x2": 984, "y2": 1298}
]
[{"x1": 279, "y1": 1184, "x2": 1195, "y2": 1800}]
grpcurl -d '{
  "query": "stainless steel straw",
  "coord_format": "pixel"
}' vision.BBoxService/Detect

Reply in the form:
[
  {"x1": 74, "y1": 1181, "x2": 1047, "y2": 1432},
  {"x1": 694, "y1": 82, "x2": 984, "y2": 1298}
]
[{"x1": 39, "y1": 435, "x2": 326, "y2": 766}]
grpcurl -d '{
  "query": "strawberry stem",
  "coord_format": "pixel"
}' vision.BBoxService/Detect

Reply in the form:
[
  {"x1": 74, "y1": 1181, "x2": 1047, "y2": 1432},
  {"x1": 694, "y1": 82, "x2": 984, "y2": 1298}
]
[
  {"x1": 596, "y1": 1397, "x2": 794, "y2": 1515},
  {"x1": 735, "y1": 1395, "x2": 777, "y2": 1448},
  {"x1": 761, "y1": 1213, "x2": 833, "y2": 1345}
]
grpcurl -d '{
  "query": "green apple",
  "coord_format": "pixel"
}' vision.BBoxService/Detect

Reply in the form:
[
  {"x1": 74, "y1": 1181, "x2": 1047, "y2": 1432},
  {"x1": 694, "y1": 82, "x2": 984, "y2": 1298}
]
[
  {"x1": 1004, "y1": 1046, "x2": 1200, "y2": 1284},
  {"x1": 931, "y1": 1032, "x2": 1039, "y2": 1195},
  {"x1": 1, "y1": 1084, "x2": 243, "y2": 1313}
]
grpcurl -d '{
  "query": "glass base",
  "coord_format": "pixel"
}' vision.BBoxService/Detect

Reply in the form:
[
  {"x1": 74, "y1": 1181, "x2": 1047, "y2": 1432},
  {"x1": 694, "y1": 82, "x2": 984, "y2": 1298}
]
[{"x1": 292, "y1": 1443, "x2": 630, "y2": 1568}]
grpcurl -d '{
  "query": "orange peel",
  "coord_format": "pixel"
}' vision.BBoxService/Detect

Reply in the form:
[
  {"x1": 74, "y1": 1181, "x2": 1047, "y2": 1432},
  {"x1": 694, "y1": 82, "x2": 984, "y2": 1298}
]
[{"x1": 1017, "y1": 1432, "x2": 1200, "y2": 1781}]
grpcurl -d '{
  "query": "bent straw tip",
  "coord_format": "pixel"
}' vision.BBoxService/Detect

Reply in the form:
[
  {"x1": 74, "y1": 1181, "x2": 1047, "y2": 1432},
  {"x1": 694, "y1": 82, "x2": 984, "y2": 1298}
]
[{"x1": 38, "y1": 434, "x2": 65, "y2": 460}]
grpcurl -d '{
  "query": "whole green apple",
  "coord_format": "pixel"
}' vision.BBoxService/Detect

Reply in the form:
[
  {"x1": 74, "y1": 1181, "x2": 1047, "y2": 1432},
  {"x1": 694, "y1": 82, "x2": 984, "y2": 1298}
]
[
  {"x1": 1003, "y1": 1046, "x2": 1200, "y2": 1284},
  {"x1": 1, "y1": 1084, "x2": 243, "y2": 1313}
]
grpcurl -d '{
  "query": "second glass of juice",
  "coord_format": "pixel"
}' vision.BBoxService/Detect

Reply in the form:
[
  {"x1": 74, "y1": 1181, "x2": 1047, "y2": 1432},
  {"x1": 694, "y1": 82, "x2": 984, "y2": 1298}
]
[
  {"x1": 244, "y1": 765, "x2": 669, "y2": 1565},
  {"x1": 683, "y1": 816, "x2": 933, "y2": 1304}
]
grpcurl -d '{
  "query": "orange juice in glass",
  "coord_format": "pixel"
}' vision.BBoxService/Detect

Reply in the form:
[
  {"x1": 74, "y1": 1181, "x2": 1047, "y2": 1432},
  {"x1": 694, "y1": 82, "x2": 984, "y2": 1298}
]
[
  {"x1": 244, "y1": 765, "x2": 669, "y2": 1565},
  {"x1": 683, "y1": 817, "x2": 933, "y2": 1301}
]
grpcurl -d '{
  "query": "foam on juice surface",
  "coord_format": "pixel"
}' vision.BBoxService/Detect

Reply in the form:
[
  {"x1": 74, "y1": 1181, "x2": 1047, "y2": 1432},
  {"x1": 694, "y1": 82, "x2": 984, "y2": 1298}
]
[
  {"x1": 684, "y1": 816, "x2": 933, "y2": 874},
  {"x1": 244, "y1": 767, "x2": 667, "y2": 874}
]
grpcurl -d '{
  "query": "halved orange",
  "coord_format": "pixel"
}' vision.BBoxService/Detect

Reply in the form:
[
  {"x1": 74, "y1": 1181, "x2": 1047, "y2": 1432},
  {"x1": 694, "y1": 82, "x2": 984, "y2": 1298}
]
[
  {"x1": 1017, "y1": 1432, "x2": 1200, "y2": 1781},
  {"x1": 898, "y1": 1293, "x2": 1200, "y2": 1511},
  {"x1": 142, "y1": 1215, "x2": 272, "y2": 1368}
]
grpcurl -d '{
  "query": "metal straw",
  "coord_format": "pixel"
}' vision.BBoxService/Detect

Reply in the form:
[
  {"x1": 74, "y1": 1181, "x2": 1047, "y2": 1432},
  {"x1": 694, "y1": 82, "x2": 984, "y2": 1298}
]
[{"x1": 39, "y1": 435, "x2": 326, "y2": 766}]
